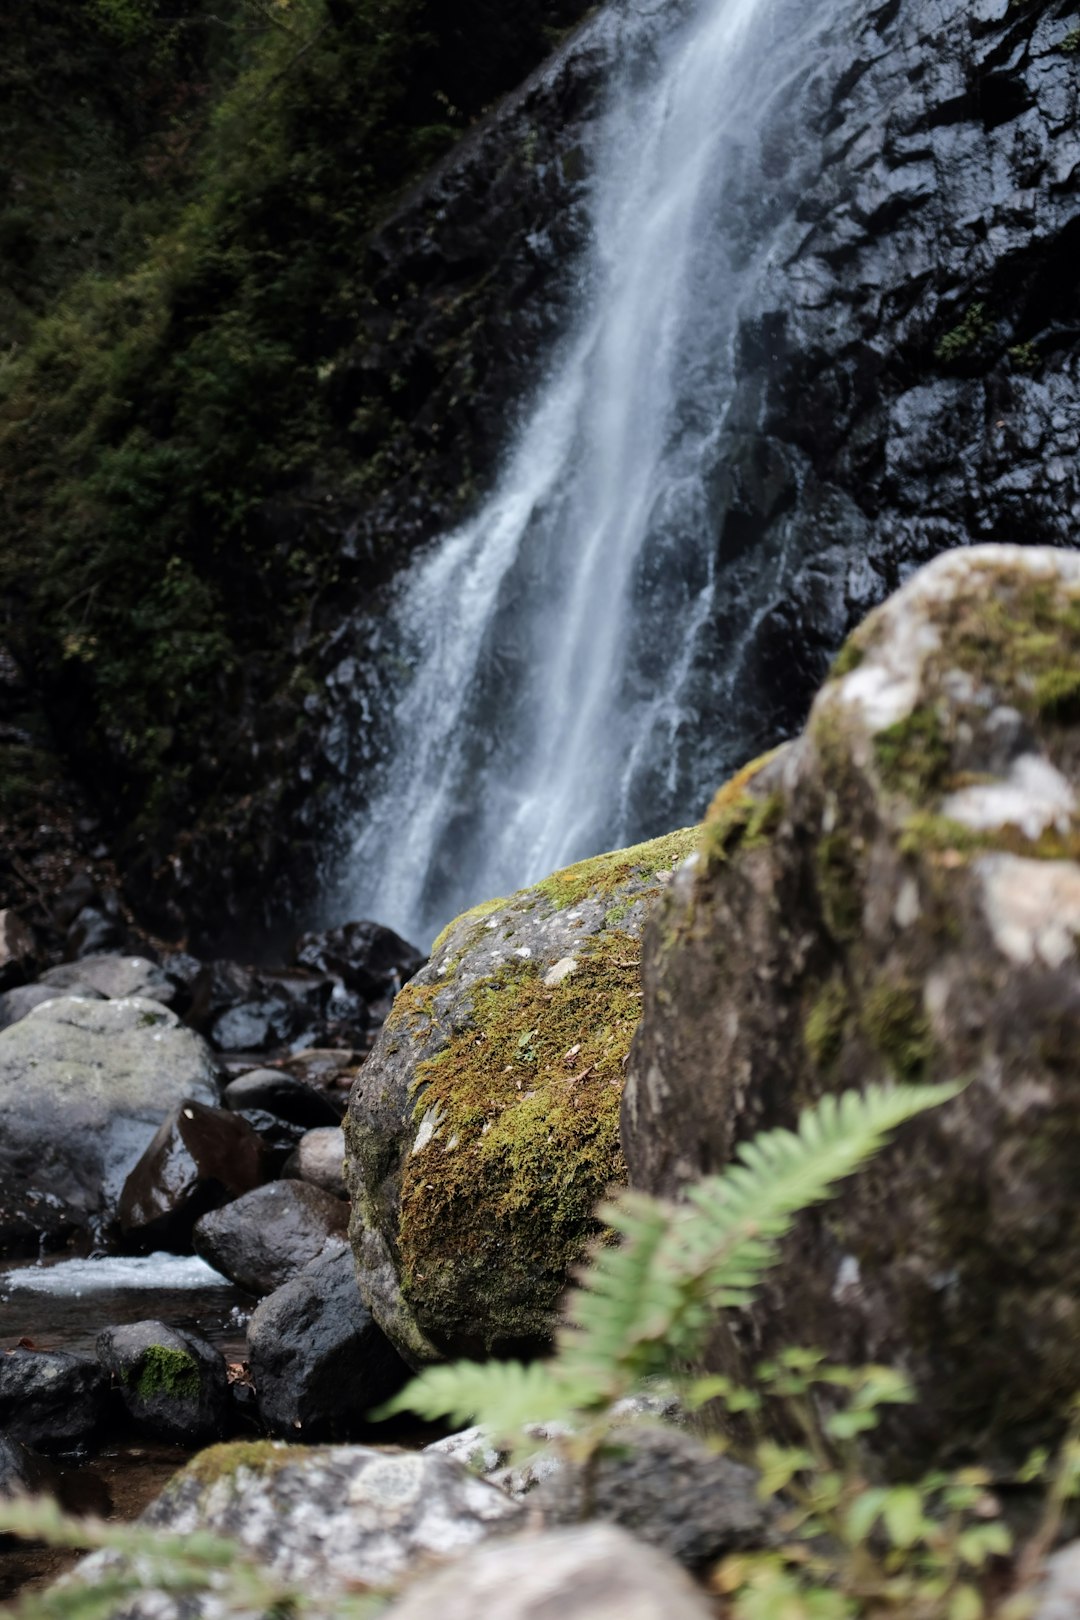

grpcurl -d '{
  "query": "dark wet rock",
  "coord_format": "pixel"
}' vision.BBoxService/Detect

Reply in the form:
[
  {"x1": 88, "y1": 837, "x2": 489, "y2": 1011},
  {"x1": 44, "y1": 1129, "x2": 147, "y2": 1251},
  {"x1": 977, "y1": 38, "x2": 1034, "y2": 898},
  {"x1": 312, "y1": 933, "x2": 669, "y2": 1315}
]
[
  {"x1": 0, "y1": 912, "x2": 37, "y2": 991},
  {"x1": 293, "y1": 920, "x2": 425, "y2": 1001},
  {"x1": 64, "y1": 887, "x2": 131, "y2": 959},
  {"x1": 41, "y1": 954, "x2": 175, "y2": 1006},
  {"x1": 0, "y1": 997, "x2": 218, "y2": 1256},
  {"x1": 186, "y1": 959, "x2": 335, "y2": 1054},
  {"x1": 231, "y1": 1108, "x2": 308, "y2": 1173},
  {"x1": 623, "y1": 546, "x2": 1080, "y2": 1475},
  {"x1": 97, "y1": 1320, "x2": 229, "y2": 1445},
  {"x1": 118, "y1": 1100, "x2": 269, "y2": 1251},
  {"x1": 73, "y1": 1442, "x2": 525, "y2": 1612},
  {"x1": 283, "y1": 1126, "x2": 347, "y2": 1197},
  {"x1": 246, "y1": 1243, "x2": 408, "y2": 1439},
  {"x1": 0, "y1": 1349, "x2": 109, "y2": 1454},
  {"x1": 223, "y1": 1069, "x2": 342, "y2": 1127},
  {"x1": 344, "y1": 826, "x2": 696, "y2": 1366},
  {"x1": 157, "y1": 952, "x2": 204, "y2": 1018},
  {"x1": 193, "y1": 1180, "x2": 349, "y2": 1296},
  {"x1": 535, "y1": 1426, "x2": 771, "y2": 1569},
  {"x1": 381, "y1": 1524, "x2": 716, "y2": 1620},
  {"x1": 0, "y1": 1432, "x2": 56, "y2": 1498},
  {"x1": 0, "y1": 980, "x2": 103, "y2": 1032}
]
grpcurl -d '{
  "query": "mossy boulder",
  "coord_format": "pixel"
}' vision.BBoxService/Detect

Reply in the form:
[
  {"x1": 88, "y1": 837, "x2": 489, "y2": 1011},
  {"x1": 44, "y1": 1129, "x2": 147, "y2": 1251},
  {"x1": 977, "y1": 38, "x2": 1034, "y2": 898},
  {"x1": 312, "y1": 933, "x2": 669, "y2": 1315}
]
[
  {"x1": 623, "y1": 544, "x2": 1080, "y2": 1472},
  {"x1": 343, "y1": 827, "x2": 698, "y2": 1365}
]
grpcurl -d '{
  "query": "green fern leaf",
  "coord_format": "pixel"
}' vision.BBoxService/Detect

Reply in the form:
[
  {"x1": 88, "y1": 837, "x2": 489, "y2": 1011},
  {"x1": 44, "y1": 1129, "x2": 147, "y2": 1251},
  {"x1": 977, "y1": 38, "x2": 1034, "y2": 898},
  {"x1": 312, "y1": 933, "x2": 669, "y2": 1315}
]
[{"x1": 373, "y1": 1357, "x2": 580, "y2": 1440}]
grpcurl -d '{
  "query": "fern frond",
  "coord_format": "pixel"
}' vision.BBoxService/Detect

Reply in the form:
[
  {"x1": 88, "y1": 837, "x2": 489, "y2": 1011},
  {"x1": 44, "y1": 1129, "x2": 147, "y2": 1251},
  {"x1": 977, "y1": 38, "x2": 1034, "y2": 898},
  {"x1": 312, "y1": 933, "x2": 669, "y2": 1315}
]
[
  {"x1": 374, "y1": 1357, "x2": 581, "y2": 1442},
  {"x1": 558, "y1": 1081, "x2": 962, "y2": 1387}
]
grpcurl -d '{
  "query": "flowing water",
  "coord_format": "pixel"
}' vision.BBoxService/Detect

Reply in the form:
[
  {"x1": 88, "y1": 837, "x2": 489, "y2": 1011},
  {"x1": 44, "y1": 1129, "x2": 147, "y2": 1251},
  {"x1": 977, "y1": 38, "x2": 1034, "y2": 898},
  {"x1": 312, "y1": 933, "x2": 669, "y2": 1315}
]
[{"x1": 337, "y1": 0, "x2": 838, "y2": 947}]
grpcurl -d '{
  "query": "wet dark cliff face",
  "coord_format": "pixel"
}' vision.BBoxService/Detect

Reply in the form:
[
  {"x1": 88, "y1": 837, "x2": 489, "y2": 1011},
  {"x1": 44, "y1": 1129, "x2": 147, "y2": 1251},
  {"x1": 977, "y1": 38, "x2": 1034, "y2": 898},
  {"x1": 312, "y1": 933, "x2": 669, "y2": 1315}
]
[{"x1": 13, "y1": 0, "x2": 1076, "y2": 947}]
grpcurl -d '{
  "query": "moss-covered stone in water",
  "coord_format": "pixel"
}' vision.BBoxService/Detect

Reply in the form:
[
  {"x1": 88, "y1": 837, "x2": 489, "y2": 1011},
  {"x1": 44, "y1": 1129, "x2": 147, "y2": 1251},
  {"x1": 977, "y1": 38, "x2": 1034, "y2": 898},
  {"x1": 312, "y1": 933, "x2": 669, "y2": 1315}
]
[
  {"x1": 398, "y1": 930, "x2": 641, "y2": 1349},
  {"x1": 532, "y1": 826, "x2": 699, "y2": 911},
  {"x1": 132, "y1": 1344, "x2": 200, "y2": 1403},
  {"x1": 873, "y1": 708, "x2": 950, "y2": 803},
  {"x1": 861, "y1": 981, "x2": 933, "y2": 1081}
]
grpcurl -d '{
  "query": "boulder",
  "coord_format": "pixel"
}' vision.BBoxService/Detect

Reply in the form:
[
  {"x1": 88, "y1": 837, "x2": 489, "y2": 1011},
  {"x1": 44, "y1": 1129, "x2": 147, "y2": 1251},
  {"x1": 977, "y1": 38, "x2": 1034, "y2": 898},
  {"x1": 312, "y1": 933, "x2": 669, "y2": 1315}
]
[
  {"x1": 623, "y1": 546, "x2": 1080, "y2": 1472},
  {"x1": 246, "y1": 1243, "x2": 408, "y2": 1438},
  {"x1": 222, "y1": 1069, "x2": 342, "y2": 1127},
  {"x1": 0, "y1": 997, "x2": 218, "y2": 1255},
  {"x1": 192, "y1": 1180, "x2": 349, "y2": 1296},
  {"x1": 293, "y1": 920, "x2": 425, "y2": 1001},
  {"x1": 381, "y1": 1524, "x2": 715, "y2": 1620},
  {"x1": 186, "y1": 960, "x2": 335, "y2": 1054},
  {"x1": 0, "y1": 911, "x2": 36, "y2": 991},
  {"x1": 343, "y1": 826, "x2": 697, "y2": 1365},
  {"x1": 283, "y1": 1126, "x2": 347, "y2": 1196},
  {"x1": 72, "y1": 1442, "x2": 525, "y2": 1615},
  {"x1": 0, "y1": 981, "x2": 103, "y2": 1033},
  {"x1": 118, "y1": 1101, "x2": 269, "y2": 1251},
  {"x1": 0, "y1": 1349, "x2": 109, "y2": 1453},
  {"x1": 96, "y1": 1320, "x2": 229, "y2": 1445},
  {"x1": 41, "y1": 954, "x2": 176, "y2": 1006}
]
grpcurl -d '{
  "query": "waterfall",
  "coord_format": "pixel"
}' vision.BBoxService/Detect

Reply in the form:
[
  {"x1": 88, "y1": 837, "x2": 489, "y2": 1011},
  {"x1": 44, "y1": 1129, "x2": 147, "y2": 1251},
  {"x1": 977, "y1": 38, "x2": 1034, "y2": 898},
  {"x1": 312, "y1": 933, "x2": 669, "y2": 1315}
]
[{"x1": 336, "y1": 0, "x2": 836, "y2": 948}]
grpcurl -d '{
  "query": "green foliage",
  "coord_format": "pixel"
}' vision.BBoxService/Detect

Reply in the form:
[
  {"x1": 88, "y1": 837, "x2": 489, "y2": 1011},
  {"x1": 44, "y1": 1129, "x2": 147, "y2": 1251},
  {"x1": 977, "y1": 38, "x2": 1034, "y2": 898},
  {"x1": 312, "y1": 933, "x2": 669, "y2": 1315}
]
[
  {"x1": 934, "y1": 303, "x2": 994, "y2": 363},
  {"x1": 378, "y1": 1082, "x2": 962, "y2": 1436}
]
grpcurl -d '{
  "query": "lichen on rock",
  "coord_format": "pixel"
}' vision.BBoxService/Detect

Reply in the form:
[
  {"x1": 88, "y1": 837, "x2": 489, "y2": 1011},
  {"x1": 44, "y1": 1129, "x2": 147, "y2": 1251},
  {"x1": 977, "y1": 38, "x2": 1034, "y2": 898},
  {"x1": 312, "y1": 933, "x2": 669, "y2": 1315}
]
[
  {"x1": 623, "y1": 545, "x2": 1080, "y2": 1473},
  {"x1": 344, "y1": 826, "x2": 697, "y2": 1365}
]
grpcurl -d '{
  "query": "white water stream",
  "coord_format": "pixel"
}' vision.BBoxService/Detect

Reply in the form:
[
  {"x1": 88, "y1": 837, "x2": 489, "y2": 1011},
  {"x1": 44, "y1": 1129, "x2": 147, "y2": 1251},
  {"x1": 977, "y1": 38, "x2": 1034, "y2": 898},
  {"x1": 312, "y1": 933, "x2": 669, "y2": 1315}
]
[{"x1": 338, "y1": 0, "x2": 835, "y2": 946}]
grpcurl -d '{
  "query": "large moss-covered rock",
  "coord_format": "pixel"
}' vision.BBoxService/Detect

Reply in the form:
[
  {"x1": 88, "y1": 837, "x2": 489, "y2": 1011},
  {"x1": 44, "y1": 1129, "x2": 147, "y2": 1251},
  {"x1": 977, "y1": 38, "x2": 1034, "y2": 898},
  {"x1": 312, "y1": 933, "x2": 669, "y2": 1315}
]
[
  {"x1": 623, "y1": 545, "x2": 1080, "y2": 1472},
  {"x1": 344, "y1": 827, "x2": 697, "y2": 1365}
]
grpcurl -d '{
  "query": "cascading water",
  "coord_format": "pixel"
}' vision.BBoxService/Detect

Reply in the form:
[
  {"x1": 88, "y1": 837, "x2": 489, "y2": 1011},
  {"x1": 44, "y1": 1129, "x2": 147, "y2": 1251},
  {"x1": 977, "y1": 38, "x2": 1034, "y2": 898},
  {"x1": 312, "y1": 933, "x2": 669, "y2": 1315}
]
[{"x1": 337, "y1": 0, "x2": 838, "y2": 948}]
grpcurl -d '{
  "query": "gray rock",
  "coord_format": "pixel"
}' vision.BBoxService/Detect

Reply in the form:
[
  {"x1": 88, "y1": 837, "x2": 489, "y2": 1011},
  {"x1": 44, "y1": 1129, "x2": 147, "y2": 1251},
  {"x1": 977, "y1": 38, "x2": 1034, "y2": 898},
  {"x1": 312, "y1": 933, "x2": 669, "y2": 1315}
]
[
  {"x1": 246, "y1": 1244, "x2": 408, "y2": 1438},
  {"x1": 72, "y1": 1442, "x2": 525, "y2": 1615},
  {"x1": 535, "y1": 1426, "x2": 771, "y2": 1568},
  {"x1": 223, "y1": 1069, "x2": 341, "y2": 1127},
  {"x1": 282, "y1": 1126, "x2": 347, "y2": 1196},
  {"x1": 343, "y1": 825, "x2": 697, "y2": 1365},
  {"x1": 0, "y1": 997, "x2": 218, "y2": 1255},
  {"x1": 193, "y1": 1180, "x2": 349, "y2": 1296},
  {"x1": 41, "y1": 954, "x2": 176, "y2": 1006},
  {"x1": 381, "y1": 1523, "x2": 716, "y2": 1620},
  {"x1": 0, "y1": 1349, "x2": 109, "y2": 1453},
  {"x1": 0, "y1": 981, "x2": 103, "y2": 1033},
  {"x1": 623, "y1": 546, "x2": 1080, "y2": 1473},
  {"x1": 0, "y1": 911, "x2": 36, "y2": 991},
  {"x1": 0, "y1": 1432, "x2": 55, "y2": 1498},
  {"x1": 96, "y1": 1320, "x2": 229, "y2": 1445},
  {"x1": 1032, "y1": 1539, "x2": 1080, "y2": 1620}
]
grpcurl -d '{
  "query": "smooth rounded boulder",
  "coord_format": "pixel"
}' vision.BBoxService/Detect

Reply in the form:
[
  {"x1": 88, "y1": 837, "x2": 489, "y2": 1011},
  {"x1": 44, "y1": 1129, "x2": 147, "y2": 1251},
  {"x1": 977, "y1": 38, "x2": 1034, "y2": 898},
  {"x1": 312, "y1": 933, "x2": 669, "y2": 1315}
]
[
  {"x1": 96, "y1": 1320, "x2": 229, "y2": 1445},
  {"x1": 343, "y1": 826, "x2": 697, "y2": 1365},
  {"x1": 192, "y1": 1180, "x2": 348, "y2": 1296},
  {"x1": 0, "y1": 996, "x2": 218, "y2": 1255},
  {"x1": 623, "y1": 545, "x2": 1080, "y2": 1471}
]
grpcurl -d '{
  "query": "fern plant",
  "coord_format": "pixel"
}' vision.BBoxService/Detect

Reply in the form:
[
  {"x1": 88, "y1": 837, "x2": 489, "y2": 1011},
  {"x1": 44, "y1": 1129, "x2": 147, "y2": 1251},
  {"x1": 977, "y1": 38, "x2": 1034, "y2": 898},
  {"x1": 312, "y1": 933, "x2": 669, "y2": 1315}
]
[{"x1": 378, "y1": 1081, "x2": 963, "y2": 1443}]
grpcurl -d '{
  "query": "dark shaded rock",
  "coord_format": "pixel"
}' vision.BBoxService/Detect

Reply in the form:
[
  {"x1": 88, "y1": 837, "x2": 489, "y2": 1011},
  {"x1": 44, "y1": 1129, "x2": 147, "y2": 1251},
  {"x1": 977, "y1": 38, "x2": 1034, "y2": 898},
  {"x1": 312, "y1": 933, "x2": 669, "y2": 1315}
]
[
  {"x1": 535, "y1": 1426, "x2": 771, "y2": 1569},
  {"x1": 381, "y1": 1524, "x2": 715, "y2": 1620},
  {"x1": 283, "y1": 1127, "x2": 347, "y2": 1197},
  {"x1": 623, "y1": 546, "x2": 1080, "y2": 1475},
  {"x1": 0, "y1": 1432, "x2": 57, "y2": 1498},
  {"x1": 118, "y1": 1100, "x2": 269, "y2": 1251},
  {"x1": 0, "y1": 997, "x2": 218, "y2": 1257},
  {"x1": 247, "y1": 1244, "x2": 408, "y2": 1439},
  {"x1": 223, "y1": 1069, "x2": 342, "y2": 1127},
  {"x1": 0, "y1": 980, "x2": 103, "y2": 1032},
  {"x1": 293, "y1": 920, "x2": 425, "y2": 1001},
  {"x1": 0, "y1": 1349, "x2": 109, "y2": 1453},
  {"x1": 193, "y1": 1181, "x2": 349, "y2": 1296},
  {"x1": 344, "y1": 826, "x2": 696, "y2": 1366},
  {"x1": 64, "y1": 887, "x2": 130, "y2": 959},
  {"x1": 73, "y1": 1442, "x2": 526, "y2": 1613},
  {"x1": 186, "y1": 960, "x2": 335, "y2": 1054},
  {"x1": 41, "y1": 954, "x2": 175, "y2": 1006},
  {"x1": 0, "y1": 911, "x2": 36, "y2": 991},
  {"x1": 97, "y1": 1320, "x2": 229, "y2": 1445},
  {"x1": 231, "y1": 1108, "x2": 308, "y2": 1173}
]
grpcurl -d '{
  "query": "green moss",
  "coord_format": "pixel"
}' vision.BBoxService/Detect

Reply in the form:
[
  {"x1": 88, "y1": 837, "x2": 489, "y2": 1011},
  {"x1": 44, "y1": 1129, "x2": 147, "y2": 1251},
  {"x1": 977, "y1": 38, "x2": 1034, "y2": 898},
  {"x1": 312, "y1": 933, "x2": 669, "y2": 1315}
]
[
  {"x1": 430, "y1": 894, "x2": 507, "y2": 957},
  {"x1": 699, "y1": 748, "x2": 785, "y2": 874},
  {"x1": 934, "y1": 301, "x2": 993, "y2": 363},
  {"x1": 397, "y1": 930, "x2": 642, "y2": 1348},
  {"x1": 829, "y1": 638, "x2": 864, "y2": 679},
  {"x1": 533, "y1": 825, "x2": 699, "y2": 911},
  {"x1": 804, "y1": 978, "x2": 850, "y2": 1071},
  {"x1": 1060, "y1": 25, "x2": 1080, "y2": 50},
  {"x1": 385, "y1": 977, "x2": 443, "y2": 1035},
  {"x1": 131, "y1": 1344, "x2": 200, "y2": 1403},
  {"x1": 816, "y1": 833, "x2": 863, "y2": 943},
  {"x1": 861, "y1": 981, "x2": 934, "y2": 1082},
  {"x1": 183, "y1": 1441, "x2": 294, "y2": 1489},
  {"x1": 1008, "y1": 341, "x2": 1039, "y2": 370},
  {"x1": 873, "y1": 708, "x2": 950, "y2": 803},
  {"x1": 927, "y1": 574, "x2": 1080, "y2": 721},
  {"x1": 1033, "y1": 667, "x2": 1080, "y2": 725}
]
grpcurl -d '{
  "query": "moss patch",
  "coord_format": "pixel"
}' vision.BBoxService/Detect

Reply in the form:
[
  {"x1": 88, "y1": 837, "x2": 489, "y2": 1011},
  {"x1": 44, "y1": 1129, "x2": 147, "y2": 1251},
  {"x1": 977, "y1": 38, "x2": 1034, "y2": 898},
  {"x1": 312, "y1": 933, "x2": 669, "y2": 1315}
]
[
  {"x1": 430, "y1": 894, "x2": 508, "y2": 957},
  {"x1": 398, "y1": 930, "x2": 642, "y2": 1349},
  {"x1": 861, "y1": 980, "x2": 934, "y2": 1081},
  {"x1": 804, "y1": 977, "x2": 850, "y2": 1071},
  {"x1": 829, "y1": 638, "x2": 864, "y2": 679},
  {"x1": 699, "y1": 748, "x2": 786, "y2": 874},
  {"x1": 184, "y1": 1440, "x2": 294, "y2": 1489},
  {"x1": 532, "y1": 826, "x2": 699, "y2": 912},
  {"x1": 131, "y1": 1344, "x2": 200, "y2": 1403},
  {"x1": 873, "y1": 707, "x2": 951, "y2": 803}
]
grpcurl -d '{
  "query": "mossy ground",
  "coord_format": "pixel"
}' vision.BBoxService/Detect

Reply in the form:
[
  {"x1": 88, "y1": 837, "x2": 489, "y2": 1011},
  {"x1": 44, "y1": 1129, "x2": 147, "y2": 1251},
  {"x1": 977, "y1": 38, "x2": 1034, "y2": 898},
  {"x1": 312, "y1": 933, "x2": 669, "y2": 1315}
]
[
  {"x1": 532, "y1": 825, "x2": 699, "y2": 910},
  {"x1": 398, "y1": 929, "x2": 641, "y2": 1349}
]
